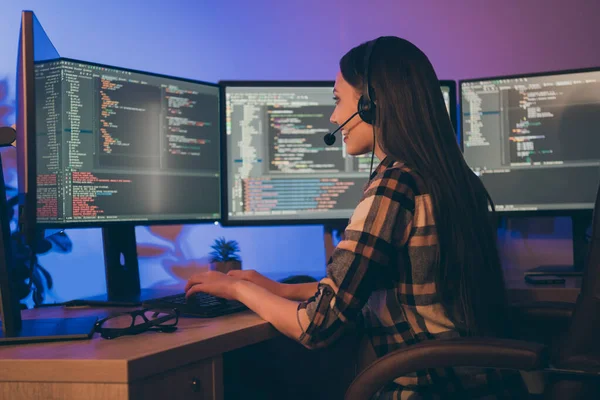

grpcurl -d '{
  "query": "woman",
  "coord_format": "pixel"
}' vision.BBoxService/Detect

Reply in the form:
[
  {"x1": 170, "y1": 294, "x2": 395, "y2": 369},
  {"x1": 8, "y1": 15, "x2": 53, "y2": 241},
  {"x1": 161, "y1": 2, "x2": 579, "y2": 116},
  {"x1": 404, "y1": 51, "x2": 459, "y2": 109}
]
[{"x1": 185, "y1": 36, "x2": 526, "y2": 398}]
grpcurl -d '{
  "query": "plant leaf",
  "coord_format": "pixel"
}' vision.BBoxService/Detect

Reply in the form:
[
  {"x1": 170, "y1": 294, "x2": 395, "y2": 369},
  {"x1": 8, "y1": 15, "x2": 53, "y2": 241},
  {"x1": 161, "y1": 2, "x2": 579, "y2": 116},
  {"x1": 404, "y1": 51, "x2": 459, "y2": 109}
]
[
  {"x1": 47, "y1": 232, "x2": 72, "y2": 253},
  {"x1": 31, "y1": 268, "x2": 45, "y2": 306},
  {"x1": 37, "y1": 264, "x2": 53, "y2": 289}
]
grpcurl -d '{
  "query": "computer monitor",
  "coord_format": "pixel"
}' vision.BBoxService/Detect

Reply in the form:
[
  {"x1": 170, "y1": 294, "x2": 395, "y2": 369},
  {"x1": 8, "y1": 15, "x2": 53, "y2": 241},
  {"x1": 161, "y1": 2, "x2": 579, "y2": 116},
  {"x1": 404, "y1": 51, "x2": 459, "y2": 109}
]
[
  {"x1": 31, "y1": 57, "x2": 221, "y2": 302},
  {"x1": 221, "y1": 80, "x2": 457, "y2": 226},
  {"x1": 460, "y1": 68, "x2": 600, "y2": 213},
  {"x1": 34, "y1": 58, "x2": 221, "y2": 226},
  {"x1": 1, "y1": 11, "x2": 98, "y2": 344},
  {"x1": 460, "y1": 67, "x2": 600, "y2": 273}
]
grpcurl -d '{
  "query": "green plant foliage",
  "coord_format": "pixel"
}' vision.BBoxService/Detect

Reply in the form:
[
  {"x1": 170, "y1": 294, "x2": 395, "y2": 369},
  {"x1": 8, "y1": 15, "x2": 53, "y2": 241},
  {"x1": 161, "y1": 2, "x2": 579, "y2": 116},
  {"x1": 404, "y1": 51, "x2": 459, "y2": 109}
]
[{"x1": 209, "y1": 237, "x2": 241, "y2": 262}]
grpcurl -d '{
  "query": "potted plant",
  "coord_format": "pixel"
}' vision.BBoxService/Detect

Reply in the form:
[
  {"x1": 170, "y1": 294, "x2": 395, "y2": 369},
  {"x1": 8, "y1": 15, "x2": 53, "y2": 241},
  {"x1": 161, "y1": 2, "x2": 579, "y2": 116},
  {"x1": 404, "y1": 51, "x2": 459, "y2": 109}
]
[{"x1": 209, "y1": 237, "x2": 242, "y2": 273}]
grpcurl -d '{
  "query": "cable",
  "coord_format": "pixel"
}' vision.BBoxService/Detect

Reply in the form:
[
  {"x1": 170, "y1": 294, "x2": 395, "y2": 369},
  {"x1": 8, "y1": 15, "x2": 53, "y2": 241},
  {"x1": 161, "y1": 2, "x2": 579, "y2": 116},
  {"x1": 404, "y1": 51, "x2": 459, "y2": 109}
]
[{"x1": 369, "y1": 127, "x2": 376, "y2": 179}]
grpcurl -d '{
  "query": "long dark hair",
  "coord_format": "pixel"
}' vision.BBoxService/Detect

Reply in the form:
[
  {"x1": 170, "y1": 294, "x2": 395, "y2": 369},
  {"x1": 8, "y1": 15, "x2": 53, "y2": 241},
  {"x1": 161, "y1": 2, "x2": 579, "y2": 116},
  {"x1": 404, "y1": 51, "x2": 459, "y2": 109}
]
[{"x1": 340, "y1": 36, "x2": 507, "y2": 337}]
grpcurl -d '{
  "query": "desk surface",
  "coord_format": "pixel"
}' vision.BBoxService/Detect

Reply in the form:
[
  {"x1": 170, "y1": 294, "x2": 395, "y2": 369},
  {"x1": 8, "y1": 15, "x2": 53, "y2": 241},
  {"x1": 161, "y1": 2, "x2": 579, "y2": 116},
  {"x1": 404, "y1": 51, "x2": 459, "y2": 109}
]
[{"x1": 0, "y1": 306, "x2": 278, "y2": 384}]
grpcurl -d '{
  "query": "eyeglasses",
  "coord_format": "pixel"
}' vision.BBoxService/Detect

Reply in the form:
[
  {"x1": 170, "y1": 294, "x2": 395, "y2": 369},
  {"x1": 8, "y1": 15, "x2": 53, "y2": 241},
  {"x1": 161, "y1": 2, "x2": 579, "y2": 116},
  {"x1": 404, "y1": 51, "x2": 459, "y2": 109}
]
[{"x1": 94, "y1": 308, "x2": 180, "y2": 340}]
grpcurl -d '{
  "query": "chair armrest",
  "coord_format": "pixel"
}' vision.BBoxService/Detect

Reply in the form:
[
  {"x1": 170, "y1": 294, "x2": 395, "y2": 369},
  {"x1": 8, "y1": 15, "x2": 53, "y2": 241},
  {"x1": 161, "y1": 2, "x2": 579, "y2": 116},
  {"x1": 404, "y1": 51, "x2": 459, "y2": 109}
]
[
  {"x1": 345, "y1": 337, "x2": 547, "y2": 400},
  {"x1": 551, "y1": 356, "x2": 600, "y2": 376}
]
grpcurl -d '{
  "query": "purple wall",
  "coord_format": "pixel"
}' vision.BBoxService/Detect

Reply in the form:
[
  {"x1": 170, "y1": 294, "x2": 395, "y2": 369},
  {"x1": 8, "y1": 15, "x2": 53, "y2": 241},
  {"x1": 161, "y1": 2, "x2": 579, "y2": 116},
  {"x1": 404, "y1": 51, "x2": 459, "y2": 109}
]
[{"x1": 0, "y1": 0, "x2": 599, "y2": 303}]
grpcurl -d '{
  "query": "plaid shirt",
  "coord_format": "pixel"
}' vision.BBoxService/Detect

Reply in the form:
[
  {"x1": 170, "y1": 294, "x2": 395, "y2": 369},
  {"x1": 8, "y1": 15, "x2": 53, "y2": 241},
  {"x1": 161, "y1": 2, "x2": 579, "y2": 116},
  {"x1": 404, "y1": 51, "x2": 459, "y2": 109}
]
[{"x1": 297, "y1": 157, "x2": 526, "y2": 399}]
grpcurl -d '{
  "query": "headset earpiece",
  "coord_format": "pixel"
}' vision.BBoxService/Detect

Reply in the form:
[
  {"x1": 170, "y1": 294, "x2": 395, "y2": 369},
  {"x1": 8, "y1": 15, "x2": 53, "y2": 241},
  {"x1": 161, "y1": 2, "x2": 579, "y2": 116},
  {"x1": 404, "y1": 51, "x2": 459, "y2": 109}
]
[
  {"x1": 358, "y1": 38, "x2": 379, "y2": 125},
  {"x1": 358, "y1": 94, "x2": 375, "y2": 125}
]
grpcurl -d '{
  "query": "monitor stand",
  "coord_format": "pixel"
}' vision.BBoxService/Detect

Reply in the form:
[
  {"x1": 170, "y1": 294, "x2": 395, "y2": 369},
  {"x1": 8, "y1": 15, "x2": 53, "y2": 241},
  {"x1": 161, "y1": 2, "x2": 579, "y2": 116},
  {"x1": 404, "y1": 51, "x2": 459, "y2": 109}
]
[
  {"x1": 65, "y1": 224, "x2": 180, "y2": 307},
  {"x1": 323, "y1": 222, "x2": 347, "y2": 263},
  {"x1": 0, "y1": 316, "x2": 99, "y2": 345},
  {"x1": 525, "y1": 214, "x2": 590, "y2": 277}
]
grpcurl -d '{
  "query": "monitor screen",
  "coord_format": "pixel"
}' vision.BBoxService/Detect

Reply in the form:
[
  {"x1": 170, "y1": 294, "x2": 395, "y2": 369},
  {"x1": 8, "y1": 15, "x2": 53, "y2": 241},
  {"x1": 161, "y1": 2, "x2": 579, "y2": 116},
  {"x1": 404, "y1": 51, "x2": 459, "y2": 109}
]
[
  {"x1": 461, "y1": 68, "x2": 600, "y2": 213},
  {"x1": 34, "y1": 58, "x2": 221, "y2": 225},
  {"x1": 222, "y1": 80, "x2": 457, "y2": 224}
]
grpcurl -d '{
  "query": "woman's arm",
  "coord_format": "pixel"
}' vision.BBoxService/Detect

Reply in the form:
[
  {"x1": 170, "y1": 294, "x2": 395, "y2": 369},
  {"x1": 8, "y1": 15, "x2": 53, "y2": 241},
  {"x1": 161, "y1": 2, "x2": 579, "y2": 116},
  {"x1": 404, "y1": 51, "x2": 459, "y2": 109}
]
[
  {"x1": 281, "y1": 282, "x2": 319, "y2": 301},
  {"x1": 227, "y1": 270, "x2": 318, "y2": 301},
  {"x1": 235, "y1": 280, "x2": 304, "y2": 340}
]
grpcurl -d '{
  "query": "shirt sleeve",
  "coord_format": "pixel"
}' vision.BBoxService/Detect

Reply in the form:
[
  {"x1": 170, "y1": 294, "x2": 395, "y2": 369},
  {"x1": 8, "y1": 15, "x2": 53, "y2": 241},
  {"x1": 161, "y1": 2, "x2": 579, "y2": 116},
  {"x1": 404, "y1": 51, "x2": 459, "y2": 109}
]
[{"x1": 297, "y1": 167, "x2": 416, "y2": 349}]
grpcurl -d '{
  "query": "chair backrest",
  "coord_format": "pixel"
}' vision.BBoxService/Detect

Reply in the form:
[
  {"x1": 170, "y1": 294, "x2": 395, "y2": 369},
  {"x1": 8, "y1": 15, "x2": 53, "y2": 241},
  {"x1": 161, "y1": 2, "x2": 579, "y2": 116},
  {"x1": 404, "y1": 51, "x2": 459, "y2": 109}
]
[{"x1": 547, "y1": 183, "x2": 600, "y2": 398}]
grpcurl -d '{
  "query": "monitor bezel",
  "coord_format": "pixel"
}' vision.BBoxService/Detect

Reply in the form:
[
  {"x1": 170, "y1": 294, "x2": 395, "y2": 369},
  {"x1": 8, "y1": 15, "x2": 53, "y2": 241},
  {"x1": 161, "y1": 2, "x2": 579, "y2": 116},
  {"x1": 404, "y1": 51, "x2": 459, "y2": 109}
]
[
  {"x1": 439, "y1": 79, "x2": 458, "y2": 134},
  {"x1": 32, "y1": 57, "x2": 222, "y2": 228},
  {"x1": 459, "y1": 66, "x2": 600, "y2": 217}
]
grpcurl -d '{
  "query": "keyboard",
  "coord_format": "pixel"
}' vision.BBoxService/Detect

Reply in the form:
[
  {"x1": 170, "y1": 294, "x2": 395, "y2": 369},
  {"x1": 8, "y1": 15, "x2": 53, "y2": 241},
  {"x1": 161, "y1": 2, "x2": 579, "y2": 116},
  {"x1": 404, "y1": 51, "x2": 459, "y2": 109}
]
[{"x1": 142, "y1": 292, "x2": 248, "y2": 318}]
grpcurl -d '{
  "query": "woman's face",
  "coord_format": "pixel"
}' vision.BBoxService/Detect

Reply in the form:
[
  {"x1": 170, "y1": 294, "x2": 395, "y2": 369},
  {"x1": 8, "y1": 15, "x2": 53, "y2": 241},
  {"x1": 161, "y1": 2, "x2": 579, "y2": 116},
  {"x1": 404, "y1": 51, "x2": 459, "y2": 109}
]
[{"x1": 330, "y1": 72, "x2": 374, "y2": 156}]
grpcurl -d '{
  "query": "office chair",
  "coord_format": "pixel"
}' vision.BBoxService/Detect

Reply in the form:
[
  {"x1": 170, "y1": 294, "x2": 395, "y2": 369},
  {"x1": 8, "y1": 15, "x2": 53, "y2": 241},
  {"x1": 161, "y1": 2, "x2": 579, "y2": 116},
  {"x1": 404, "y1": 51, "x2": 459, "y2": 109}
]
[{"x1": 345, "y1": 185, "x2": 600, "y2": 400}]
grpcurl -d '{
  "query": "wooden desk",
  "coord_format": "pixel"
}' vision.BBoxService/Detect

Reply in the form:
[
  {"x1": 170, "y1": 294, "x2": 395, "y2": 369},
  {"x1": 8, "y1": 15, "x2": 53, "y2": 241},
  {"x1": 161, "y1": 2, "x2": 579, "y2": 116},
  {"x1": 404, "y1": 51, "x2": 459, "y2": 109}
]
[
  {"x1": 0, "y1": 272, "x2": 582, "y2": 400},
  {"x1": 0, "y1": 306, "x2": 358, "y2": 400},
  {"x1": 0, "y1": 307, "x2": 280, "y2": 400}
]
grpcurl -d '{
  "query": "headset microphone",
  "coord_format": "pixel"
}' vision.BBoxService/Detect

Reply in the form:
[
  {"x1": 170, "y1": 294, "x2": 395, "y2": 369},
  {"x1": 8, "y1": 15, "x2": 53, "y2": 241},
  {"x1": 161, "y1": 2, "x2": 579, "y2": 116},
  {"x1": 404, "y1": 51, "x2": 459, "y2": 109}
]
[{"x1": 323, "y1": 111, "x2": 359, "y2": 146}]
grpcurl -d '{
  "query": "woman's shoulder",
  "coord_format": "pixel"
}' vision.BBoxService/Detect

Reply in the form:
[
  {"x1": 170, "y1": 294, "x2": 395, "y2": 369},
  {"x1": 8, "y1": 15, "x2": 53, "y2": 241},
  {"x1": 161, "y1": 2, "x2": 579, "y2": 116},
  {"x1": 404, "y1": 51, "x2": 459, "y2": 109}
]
[{"x1": 369, "y1": 158, "x2": 428, "y2": 197}]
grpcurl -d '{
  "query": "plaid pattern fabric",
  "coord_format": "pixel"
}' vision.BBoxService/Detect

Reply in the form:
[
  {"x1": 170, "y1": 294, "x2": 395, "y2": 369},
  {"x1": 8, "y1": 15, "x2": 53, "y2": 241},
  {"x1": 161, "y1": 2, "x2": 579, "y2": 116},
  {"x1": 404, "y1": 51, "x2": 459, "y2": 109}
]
[{"x1": 297, "y1": 157, "x2": 527, "y2": 399}]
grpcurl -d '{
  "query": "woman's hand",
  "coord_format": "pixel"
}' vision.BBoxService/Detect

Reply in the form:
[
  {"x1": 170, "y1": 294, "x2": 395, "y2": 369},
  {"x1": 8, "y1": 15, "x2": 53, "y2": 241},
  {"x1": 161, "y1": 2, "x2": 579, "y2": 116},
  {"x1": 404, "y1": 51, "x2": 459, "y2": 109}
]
[
  {"x1": 185, "y1": 270, "x2": 242, "y2": 300},
  {"x1": 185, "y1": 269, "x2": 304, "y2": 341},
  {"x1": 226, "y1": 269, "x2": 283, "y2": 296}
]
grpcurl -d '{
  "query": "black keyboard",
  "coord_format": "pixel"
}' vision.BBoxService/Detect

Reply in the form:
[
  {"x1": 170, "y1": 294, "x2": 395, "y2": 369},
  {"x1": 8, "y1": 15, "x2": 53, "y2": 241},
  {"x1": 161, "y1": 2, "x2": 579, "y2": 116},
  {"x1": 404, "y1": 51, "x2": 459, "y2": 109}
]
[{"x1": 142, "y1": 292, "x2": 248, "y2": 318}]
